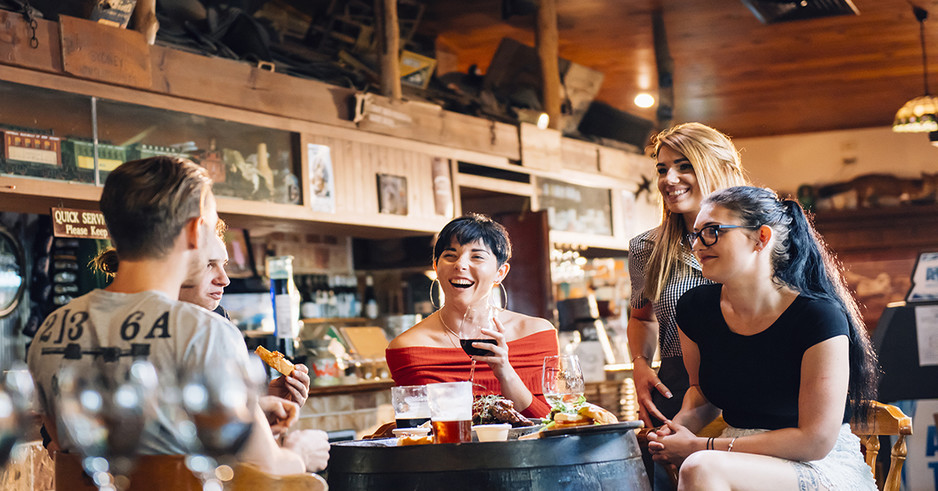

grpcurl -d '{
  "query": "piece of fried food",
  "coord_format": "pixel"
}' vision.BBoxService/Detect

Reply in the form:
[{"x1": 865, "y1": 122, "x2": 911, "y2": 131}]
[
  {"x1": 550, "y1": 402, "x2": 618, "y2": 429},
  {"x1": 398, "y1": 435, "x2": 433, "y2": 446},
  {"x1": 578, "y1": 402, "x2": 618, "y2": 425},
  {"x1": 255, "y1": 346, "x2": 294, "y2": 376}
]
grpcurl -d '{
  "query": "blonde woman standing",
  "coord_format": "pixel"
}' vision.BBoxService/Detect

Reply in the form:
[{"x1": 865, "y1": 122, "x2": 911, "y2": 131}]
[{"x1": 627, "y1": 123, "x2": 748, "y2": 488}]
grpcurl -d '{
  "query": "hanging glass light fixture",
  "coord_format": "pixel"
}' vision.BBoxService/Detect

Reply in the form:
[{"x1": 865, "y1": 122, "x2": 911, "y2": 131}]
[{"x1": 893, "y1": 5, "x2": 938, "y2": 132}]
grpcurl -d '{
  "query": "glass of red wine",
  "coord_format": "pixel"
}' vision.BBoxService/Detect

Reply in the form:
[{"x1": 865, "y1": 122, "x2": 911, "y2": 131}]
[
  {"x1": 459, "y1": 300, "x2": 500, "y2": 384},
  {"x1": 458, "y1": 301, "x2": 498, "y2": 358}
]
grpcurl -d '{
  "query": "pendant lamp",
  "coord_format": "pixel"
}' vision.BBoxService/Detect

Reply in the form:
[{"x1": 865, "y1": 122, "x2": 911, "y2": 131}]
[{"x1": 893, "y1": 6, "x2": 938, "y2": 133}]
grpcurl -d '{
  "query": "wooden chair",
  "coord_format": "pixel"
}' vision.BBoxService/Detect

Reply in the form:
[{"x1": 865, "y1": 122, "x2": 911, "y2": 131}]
[
  {"x1": 850, "y1": 401, "x2": 912, "y2": 491},
  {"x1": 54, "y1": 452, "x2": 327, "y2": 491}
]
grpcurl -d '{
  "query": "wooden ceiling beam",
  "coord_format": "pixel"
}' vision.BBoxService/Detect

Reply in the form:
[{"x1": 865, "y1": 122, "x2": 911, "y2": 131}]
[{"x1": 535, "y1": 0, "x2": 561, "y2": 129}]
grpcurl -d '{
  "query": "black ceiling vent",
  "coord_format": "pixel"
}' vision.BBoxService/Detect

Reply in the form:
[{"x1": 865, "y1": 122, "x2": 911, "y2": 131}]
[{"x1": 741, "y1": 0, "x2": 859, "y2": 24}]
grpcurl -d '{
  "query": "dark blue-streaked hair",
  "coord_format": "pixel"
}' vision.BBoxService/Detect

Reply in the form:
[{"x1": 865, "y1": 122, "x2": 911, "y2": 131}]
[
  {"x1": 433, "y1": 214, "x2": 512, "y2": 266},
  {"x1": 704, "y1": 186, "x2": 878, "y2": 421}
]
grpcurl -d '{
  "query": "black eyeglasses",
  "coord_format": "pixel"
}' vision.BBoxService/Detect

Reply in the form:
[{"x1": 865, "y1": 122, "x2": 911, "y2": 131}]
[{"x1": 686, "y1": 224, "x2": 760, "y2": 247}]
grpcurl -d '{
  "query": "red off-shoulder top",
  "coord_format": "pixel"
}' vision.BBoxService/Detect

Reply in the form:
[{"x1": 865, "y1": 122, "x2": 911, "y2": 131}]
[{"x1": 385, "y1": 329, "x2": 559, "y2": 418}]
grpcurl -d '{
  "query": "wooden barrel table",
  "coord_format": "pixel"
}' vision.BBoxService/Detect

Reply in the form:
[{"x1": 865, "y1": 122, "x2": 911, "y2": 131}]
[{"x1": 327, "y1": 421, "x2": 649, "y2": 490}]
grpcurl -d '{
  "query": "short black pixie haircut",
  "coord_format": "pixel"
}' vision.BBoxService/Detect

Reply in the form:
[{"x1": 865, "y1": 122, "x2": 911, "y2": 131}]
[{"x1": 433, "y1": 213, "x2": 512, "y2": 266}]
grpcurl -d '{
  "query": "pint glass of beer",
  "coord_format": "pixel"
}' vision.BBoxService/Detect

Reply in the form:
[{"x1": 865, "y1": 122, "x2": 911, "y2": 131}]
[{"x1": 427, "y1": 381, "x2": 472, "y2": 443}]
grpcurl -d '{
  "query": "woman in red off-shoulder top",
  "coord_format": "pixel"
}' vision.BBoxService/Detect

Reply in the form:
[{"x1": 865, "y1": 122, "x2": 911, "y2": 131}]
[{"x1": 386, "y1": 214, "x2": 559, "y2": 418}]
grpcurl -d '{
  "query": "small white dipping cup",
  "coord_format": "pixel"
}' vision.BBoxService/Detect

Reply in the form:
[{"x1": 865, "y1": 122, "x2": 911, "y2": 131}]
[{"x1": 472, "y1": 423, "x2": 511, "y2": 442}]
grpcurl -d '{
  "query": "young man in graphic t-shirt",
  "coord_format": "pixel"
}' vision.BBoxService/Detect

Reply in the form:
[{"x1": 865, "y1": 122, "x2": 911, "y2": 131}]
[{"x1": 28, "y1": 156, "x2": 328, "y2": 474}]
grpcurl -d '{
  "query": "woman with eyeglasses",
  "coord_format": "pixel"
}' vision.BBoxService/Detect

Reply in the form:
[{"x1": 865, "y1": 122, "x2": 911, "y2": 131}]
[
  {"x1": 628, "y1": 123, "x2": 748, "y2": 435},
  {"x1": 647, "y1": 186, "x2": 878, "y2": 490}
]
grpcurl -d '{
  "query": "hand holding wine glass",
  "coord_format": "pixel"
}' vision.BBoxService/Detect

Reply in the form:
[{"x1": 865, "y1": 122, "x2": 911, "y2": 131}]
[
  {"x1": 542, "y1": 354, "x2": 586, "y2": 408},
  {"x1": 458, "y1": 301, "x2": 498, "y2": 357}
]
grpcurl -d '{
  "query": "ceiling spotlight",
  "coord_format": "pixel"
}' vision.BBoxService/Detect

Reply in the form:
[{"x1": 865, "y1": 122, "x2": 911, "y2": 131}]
[{"x1": 634, "y1": 93, "x2": 655, "y2": 108}]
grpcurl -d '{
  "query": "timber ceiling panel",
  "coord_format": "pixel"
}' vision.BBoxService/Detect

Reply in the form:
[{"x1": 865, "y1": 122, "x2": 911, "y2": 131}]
[{"x1": 420, "y1": 0, "x2": 938, "y2": 138}]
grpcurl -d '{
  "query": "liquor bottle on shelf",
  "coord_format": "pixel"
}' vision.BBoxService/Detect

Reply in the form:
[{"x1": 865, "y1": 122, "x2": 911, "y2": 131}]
[
  {"x1": 300, "y1": 274, "x2": 319, "y2": 319},
  {"x1": 314, "y1": 275, "x2": 328, "y2": 317},
  {"x1": 267, "y1": 256, "x2": 299, "y2": 358},
  {"x1": 363, "y1": 275, "x2": 379, "y2": 319},
  {"x1": 326, "y1": 276, "x2": 338, "y2": 318},
  {"x1": 348, "y1": 275, "x2": 361, "y2": 318}
]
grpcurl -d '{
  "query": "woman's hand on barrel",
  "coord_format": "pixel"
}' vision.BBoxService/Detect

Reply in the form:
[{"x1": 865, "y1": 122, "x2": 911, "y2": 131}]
[
  {"x1": 646, "y1": 420, "x2": 699, "y2": 465},
  {"x1": 632, "y1": 359, "x2": 670, "y2": 427}
]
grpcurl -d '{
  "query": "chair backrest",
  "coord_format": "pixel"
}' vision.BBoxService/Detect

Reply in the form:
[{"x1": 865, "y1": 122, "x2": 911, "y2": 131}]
[
  {"x1": 849, "y1": 401, "x2": 913, "y2": 491},
  {"x1": 54, "y1": 452, "x2": 201, "y2": 491},
  {"x1": 54, "y1": 452, "x2": 327, "y2": 491}
]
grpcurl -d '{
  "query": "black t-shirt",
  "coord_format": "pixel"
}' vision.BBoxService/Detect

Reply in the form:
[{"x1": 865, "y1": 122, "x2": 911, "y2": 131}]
[{"x1": 676, "y1": 284, "x2": 849, "y2": 430}]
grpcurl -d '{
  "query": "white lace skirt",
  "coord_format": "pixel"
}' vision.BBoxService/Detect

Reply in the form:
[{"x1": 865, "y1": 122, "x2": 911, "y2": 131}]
[{"x1": 720, "y1": 423, "x2": 877, "y2": 491}]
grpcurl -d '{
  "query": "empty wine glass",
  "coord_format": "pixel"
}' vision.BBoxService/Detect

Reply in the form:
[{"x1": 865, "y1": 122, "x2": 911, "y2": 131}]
[
  {"x1": 181, "y1": 355, "x2": 265, "y2": 491},
  {"x1": 56, "y1": 360, "x2": 158, "y2": 491},
  {"x1": 542, "y1": 354, "x2": 586, "y2": 408},
  {"x1": 0, "y1": 363, "x2": 35, "y2": 469}
]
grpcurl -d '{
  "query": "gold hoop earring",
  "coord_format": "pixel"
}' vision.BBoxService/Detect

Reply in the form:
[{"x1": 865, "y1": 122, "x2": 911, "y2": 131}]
[
  {"x1": 429, "y1": 278, "x2": 444, "y2": 310},
  {"x1": 490, "y1": 283, "x2": 508, "y2": 310}
]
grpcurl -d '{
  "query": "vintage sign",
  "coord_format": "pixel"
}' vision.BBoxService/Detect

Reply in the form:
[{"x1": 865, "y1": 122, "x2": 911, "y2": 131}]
[
  {"x1": 51, "y1": 207, "x2": 110, "y2": 239},
  {"x1": 2, "y1": 130, "x2": 61, "y2": 166},
  {"x1": 352, "y1": 93, "x2": 415, "y2": 129},
  {"x1": 59, "y1": 15, "x2": 151, "y2": 89}
]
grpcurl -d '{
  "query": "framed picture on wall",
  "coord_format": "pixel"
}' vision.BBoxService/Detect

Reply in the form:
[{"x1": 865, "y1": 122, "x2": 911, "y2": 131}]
[
  {"x1": 308, "y1": 143, "x2": 336, "y2": 213},
  {"x1": 377, "y1": 173, "x2": 408, "y2": 215},
  {"x1": 224, "y1": 228, "x2": 258, "y2": 279}
]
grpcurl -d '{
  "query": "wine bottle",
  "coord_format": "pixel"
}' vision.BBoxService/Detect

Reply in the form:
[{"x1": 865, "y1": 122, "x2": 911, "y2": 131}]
[
  {"x1": 363, "y1": 275, "x2": 379, "y2": 319},
  {"x1": 267, "y1": 256, "x2": 299, "y2": 358}
]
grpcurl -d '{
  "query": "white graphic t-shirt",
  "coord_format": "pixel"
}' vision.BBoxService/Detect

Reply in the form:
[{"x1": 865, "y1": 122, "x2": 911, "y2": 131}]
[{"x1": 27, "y1": 289, "x2": 248, "y2": 455}]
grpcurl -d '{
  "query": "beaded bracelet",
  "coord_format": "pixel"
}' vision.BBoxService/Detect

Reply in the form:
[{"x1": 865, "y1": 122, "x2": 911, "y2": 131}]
[{"x1": 727, "y1": 437, "x2": 738, "y2": 452}]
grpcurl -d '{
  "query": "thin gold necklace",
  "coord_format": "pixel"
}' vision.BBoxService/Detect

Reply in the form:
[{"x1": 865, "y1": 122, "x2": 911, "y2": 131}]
[{"x1": 438, "y1": 310, "x2": 461, "y2": 349}]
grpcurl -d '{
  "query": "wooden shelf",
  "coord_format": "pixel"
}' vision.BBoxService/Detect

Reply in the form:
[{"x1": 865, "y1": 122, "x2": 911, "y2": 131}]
[{"x1": 308, "y1": 379, "x2": 394, "y2": 397}]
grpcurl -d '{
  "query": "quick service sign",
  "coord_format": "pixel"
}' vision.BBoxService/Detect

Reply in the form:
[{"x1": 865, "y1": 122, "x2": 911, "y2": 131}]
[{"x1": 51, "y1": 207, "x2": 110, "y2": 239}]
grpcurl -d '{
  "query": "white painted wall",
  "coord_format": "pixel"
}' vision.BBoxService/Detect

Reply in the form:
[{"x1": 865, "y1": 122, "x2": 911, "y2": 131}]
[{"x1": 733, "y1": 126, "x2": 938, "y2": 195}]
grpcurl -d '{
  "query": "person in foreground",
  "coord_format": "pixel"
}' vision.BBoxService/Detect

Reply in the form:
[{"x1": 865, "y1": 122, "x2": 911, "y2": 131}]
[
  {"x1": 28, "y1": 156, "x2": 328, "y2": 475},
  {"x1": 94, "y1": 222, "x2": 312, "y2": 410},
  {"x1": 386, "y1": 214, "x2": 558, "y2": 418},
  {"x1": 647, "y1": 186, "x2": 878, "y2": 490}
]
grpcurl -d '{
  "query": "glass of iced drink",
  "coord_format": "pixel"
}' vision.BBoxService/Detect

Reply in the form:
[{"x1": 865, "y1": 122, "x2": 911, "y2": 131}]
[
  {"x1": 391, "y1": 385, "x2": 430, "y2": 428},
  {"x1": 427, "y1": 381, "x2": 473, "y2": 444}
]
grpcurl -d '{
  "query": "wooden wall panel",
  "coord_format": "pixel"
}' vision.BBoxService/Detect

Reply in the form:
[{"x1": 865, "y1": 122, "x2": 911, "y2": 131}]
[
  {"x1": 306, "y1": 134, "x2": 451, "y2": 228},
  {"x1": 813, "y1": 205, "x2": 938, "y2": 331},
  {"x1": 561, "y1": 138, "x2": 599, "y2": 173}
]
